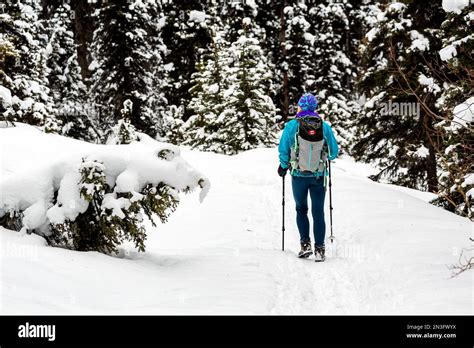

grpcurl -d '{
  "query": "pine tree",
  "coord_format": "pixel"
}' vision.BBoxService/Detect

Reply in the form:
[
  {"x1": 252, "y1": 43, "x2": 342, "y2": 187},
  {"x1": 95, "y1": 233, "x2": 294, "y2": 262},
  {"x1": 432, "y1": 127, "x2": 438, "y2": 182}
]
[
  {"x1": 160, "y1": 0, "x2": 212, "y2": 122},
  {"x1": 44, "y1": 3, "x2": 97, "y2": 142},
  {"x1": 182, "y1": 29, "x2": 230, "y2": 152},
  {"x1": 432, "y1": 2, "x2": 474, "y2": 219},
  {"x1": 353, "y1": 1, "x2": 446, "y2": 192},
  {"x1": 309, "y1": 0, "x2": 358, "y2": 149},
  {"x1": 89, "y1": 0, "x2": 168, "y2": 140},
  {"x1": 218, "y1": 18, "x2": 278, "y2": 154},
  {"x1": 220, "y1": 0, "x2": 259, "y2": 42},
  {"x1": 0, "y1": 0, "x2": 58, "y2": 131},
  {"x1": 283, "y1": 1, "x2": 315, "y2": 115}
]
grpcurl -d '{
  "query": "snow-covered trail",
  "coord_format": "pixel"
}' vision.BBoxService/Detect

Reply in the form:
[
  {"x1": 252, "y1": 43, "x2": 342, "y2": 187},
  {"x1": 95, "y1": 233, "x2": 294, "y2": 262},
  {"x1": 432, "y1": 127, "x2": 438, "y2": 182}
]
[{"x1": 0, "y1": 148, "x2": 472, "y2": 314}]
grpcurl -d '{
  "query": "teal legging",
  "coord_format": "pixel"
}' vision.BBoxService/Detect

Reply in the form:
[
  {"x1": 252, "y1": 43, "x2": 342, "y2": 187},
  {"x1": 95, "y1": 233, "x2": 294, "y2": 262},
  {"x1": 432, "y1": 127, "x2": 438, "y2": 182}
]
[{"x1": 291, "y1": 176, "x2": 326, "y2": 246}]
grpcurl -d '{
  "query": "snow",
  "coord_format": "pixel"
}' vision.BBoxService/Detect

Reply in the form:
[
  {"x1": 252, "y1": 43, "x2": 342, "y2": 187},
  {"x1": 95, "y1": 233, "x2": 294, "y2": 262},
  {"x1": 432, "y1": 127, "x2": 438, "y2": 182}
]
[
  {"x1": 418, "y1": 73, "x2": 441, "y2": 94},
  {"x1": 415, "y1": 145, "x2": 430, "y2": 158},
  {"x1": 189, "y1": 10, "x2": 206, "y2": 23},
  {"x1": 208, "y1": 83, "x2": 219, "y2": 94},
  {"x1": 0, "y1": 85, "x2": 12, "y2": 107},
  {"x1": 451, "y1": 97, "x2": 474, "y2": 131},
  {"x1": 364, "y1": 92, "x2": 386, "y2": 109},
  {"x1": 439, "y1": 34, "x2": 474, "y2": 61},
  {"x1": 88, "y1": 59, "x2": 100, "y2": 71},
  {"x1": 462, "y1": 173, "x2": 474, "y2": 187},
  {"x1": 0, "y1": 144, "x2": 471, "y2": 314},
  {"x1": 409, "y1": 30, "x2": 429, "y2": 51},
  {"x1": 246, "y1": 0, "x2": 257, "y2": 10},
  {"x1": 366, "y1": 28, "x2": 378, "y2": 42},
  {"x1": 442, "y1": 0, "x2": 470, "y2": 13},
  {"x1": 0, "y1": 124, "x2": 209, "y2": 233},
  {"x1": 303, "y1": 32, "x2": 315, "y2": 43},
  {"x1": 388, "y1": 2, "x2": 406, "y2": 13},
  {"x1": 439, "y1": 45, "x2": 457, "y2": 61}
]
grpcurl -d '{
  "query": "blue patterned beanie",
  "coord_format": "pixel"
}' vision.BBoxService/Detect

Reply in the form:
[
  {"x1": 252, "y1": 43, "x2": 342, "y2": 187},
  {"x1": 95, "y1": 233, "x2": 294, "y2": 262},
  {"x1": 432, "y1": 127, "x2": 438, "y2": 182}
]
[{"x1": 298, "y1": 93, "x2": 318, "y2": 112}]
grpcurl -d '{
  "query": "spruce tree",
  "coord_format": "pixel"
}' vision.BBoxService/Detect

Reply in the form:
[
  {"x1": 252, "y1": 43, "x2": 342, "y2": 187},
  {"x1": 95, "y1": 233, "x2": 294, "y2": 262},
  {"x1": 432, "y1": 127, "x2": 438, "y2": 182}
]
[
  {"x1": 160, "y1": 0, "x2": 212, "y2": 121},
  {"x1": 309, "y1": 0, "x2": 358, "y2": 149},
  {"x1": 0, "y1": 0, "x2": 58, "y2": 131},
  {"x1": 218, "y1": 18, "x2": 278, "y2": 154},
  {"x1": 89, "y1": 0, "x2": 168, "y2": 140},
  {"x1": 44, "y1": 3, "x2": 97, "y2": 142},
  {"x1": 182, "y1": 29, "x2": 230, "y2": 152},
  {"x1": 283, "y1": 1, "x2": 315, "y2": 115},
  {"x1": 432, "y1": 2, "x2": 474, "y2": 219},
  {"x1": 353, "y1": 1, "x2": 446, "y2": 192}
]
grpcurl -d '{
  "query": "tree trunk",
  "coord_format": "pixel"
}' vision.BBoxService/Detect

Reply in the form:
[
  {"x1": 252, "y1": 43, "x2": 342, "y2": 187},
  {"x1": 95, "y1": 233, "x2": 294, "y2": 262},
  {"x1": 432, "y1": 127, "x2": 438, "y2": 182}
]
[
  {"x1": 426, "y1": 142, "x2": 438, "y2": 193},
  {"x1": 72, "y1": 0, "x2": 94, "y2": 81},
  {"x1": 423, "y1": 111, "x2": 439, "y2": 192}
]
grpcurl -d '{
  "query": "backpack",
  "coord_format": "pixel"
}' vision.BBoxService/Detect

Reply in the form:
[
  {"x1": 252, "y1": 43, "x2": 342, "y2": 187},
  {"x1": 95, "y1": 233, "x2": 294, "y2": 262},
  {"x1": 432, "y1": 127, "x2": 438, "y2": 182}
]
[{"x1": 290, "y1": 116, "x2": 327, "y2": 174}]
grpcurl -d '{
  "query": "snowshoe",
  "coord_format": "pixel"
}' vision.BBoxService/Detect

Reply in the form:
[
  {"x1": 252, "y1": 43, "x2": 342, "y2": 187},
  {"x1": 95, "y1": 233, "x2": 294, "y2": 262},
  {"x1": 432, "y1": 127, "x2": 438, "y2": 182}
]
[
  {"x1": 314, "y1": 245, "x2": 326, "y2": 262},
  {"x1": 298, "y1": 242, "x2": 313, "y2": 259}
]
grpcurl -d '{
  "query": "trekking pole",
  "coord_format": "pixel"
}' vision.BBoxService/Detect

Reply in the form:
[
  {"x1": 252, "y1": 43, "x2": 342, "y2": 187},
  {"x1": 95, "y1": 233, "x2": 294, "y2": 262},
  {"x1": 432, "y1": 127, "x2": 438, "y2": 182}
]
[
  {"x1": 328, "y1": 160, "x2": 335, "y2": 243},
  {"x1": 282, "y1": 175, "x2": 285, "y2": 251}
]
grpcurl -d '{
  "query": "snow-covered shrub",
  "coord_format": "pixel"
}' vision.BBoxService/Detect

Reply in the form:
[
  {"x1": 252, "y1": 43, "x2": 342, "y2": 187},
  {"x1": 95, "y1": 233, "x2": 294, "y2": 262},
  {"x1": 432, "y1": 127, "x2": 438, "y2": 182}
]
[{"x1": 0, "y1": 124, "x2": 210, "y2": 255}]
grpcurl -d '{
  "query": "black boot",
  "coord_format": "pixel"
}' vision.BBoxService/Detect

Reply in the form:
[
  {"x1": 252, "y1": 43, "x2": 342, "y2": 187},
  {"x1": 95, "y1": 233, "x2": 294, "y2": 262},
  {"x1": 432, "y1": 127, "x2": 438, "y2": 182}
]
[
  {"x1": 314, "y1": 244, "x2": 326, "y2": 262},
  {"x1": 298, "y1": 242, "x2": 313, "y2": 258}
]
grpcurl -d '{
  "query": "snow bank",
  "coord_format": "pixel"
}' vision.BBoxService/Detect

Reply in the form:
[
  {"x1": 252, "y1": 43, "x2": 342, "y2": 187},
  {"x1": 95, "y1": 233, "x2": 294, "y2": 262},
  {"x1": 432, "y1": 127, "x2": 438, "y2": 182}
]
[
  {"x1": 0, "y1": 123, "x2": 210, "y2": 235},
  {"x1": 1, "y1": 148, "x2": 470, "y2": 315}
]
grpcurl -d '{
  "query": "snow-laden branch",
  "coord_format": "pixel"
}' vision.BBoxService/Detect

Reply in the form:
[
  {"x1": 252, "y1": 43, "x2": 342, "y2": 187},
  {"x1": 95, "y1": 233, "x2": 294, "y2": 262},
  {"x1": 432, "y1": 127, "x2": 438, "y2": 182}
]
[{"x1": 0, "y1": 123, "x2": 210, "y2": 254}]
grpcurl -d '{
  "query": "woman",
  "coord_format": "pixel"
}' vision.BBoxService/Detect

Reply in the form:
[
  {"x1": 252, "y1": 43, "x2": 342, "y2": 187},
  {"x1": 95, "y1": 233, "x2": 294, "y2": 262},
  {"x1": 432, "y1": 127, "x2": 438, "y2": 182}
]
[{"x1": 277, "y1": 93, "x2": 339, "y2": 261}]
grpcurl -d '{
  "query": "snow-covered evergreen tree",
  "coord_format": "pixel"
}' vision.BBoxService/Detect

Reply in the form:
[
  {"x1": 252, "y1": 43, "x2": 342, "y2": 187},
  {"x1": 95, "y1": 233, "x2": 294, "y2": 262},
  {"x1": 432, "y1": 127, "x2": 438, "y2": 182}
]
[
  {"x1": 160, "y1": 0, "x2": 212, "y2": 122},
  {"x1": 309, "y1": 0, "x2": 358, "y2": 149},
  {"x1": 0, "y1": 0, "x2": 58, "y2": 131},
  {"x1": 218, "y1": 18, "x2": 278, "y2": 154},
  {"x1": 182, "y1": 29, "x2": 230, "y2": 152},
  {"x1": 353, "y1": 1, "x2": 446, "y2": 192},
  {"x1": 184, "y1": 18, "x2": 277, "y2": 154},
  {"x1": 282, "y1": 1, "x2": 315, "y2": 115},
  {"x1": 160, "y1": 104, "x2": 186, "y2": 145},
  {"x1": 44, "y1": 3, "x2": 97, "y2": 142},
  {"x1": 88, "y1": 0, "x2": 168, "y2": 140},
  {"x1": 220, "y1": 0, "x2": 259, "y2": 42},
  {"x1": 432, "y1": 2, "x2": 474, "y2": 219}
]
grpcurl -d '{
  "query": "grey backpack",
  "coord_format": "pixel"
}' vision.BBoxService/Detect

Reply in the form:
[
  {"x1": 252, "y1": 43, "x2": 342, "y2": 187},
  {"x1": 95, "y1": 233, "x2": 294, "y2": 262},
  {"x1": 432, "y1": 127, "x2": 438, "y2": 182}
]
[{"x1": 290, "y1": 116, "x2": 327, "y2": 174}]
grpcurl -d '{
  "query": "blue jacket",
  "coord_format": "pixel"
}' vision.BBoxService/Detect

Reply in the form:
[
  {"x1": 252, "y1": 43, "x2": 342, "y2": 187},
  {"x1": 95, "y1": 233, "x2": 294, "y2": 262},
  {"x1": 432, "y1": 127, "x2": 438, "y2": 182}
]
[{"x1": 278, "y1": 118, "x2": 339, "y2": 177}]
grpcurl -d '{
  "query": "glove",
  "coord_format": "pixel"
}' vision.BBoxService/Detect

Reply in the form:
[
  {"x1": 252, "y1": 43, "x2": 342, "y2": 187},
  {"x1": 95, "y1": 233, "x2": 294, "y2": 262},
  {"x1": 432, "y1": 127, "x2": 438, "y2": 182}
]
[{"x1": 278, "y1": 165, "x2": 288, "y2": 177}]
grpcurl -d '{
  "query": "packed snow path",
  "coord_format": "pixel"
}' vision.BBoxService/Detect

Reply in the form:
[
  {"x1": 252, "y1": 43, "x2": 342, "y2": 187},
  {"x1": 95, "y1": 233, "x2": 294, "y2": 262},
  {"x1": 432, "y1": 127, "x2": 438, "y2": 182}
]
[{"x1": 1, "y1": 148, "x2": 472, "y2": 314}]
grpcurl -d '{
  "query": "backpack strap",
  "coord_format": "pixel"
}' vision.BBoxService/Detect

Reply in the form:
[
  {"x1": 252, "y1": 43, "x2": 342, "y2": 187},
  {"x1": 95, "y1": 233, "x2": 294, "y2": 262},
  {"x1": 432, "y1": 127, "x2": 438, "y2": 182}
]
[{"x1": 290, "y1": 121, "x2": 300, "y2": 175}]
